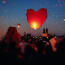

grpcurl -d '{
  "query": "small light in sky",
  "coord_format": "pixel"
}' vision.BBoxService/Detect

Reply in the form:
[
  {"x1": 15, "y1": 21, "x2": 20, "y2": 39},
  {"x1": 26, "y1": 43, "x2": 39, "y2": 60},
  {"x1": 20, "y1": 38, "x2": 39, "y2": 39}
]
[
  {"x1": 17, "y1": 24, "x2": 21, "y2": 28},
  {"x1": 64, "y1": 18, "x2": 65, "y2": 21},
  {"x1": 2, "y1": 0, "x2": 6, "y2": 4}
]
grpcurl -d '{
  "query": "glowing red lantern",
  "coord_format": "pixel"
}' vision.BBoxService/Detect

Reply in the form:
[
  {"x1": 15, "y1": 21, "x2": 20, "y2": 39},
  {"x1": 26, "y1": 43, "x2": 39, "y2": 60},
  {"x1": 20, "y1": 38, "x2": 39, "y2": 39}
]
[
  {"x1": 17, "y1": 24, "x2": 21, "y2": 28},
  {"x1": 26, "y1": 8, "x2": 47, "y2": 30}
]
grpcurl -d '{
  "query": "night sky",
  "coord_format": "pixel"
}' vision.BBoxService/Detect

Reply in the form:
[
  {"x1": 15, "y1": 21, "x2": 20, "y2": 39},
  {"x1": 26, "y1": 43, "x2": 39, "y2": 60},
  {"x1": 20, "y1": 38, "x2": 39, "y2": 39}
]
[{"x1": 0, "y1": 0, "x2": 65, "y2": 37}]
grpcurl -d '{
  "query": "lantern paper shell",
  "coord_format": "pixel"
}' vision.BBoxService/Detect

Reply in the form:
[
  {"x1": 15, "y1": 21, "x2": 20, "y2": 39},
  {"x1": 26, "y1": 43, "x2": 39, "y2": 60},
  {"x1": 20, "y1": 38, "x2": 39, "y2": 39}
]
[{"x1": 26, "y1": 8, "x2": 47, "y2": 29}]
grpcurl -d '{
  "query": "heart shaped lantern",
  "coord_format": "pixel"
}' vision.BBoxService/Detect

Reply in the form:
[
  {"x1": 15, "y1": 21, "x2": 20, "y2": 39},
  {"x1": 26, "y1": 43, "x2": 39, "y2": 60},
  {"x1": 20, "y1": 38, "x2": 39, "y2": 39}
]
[{"x1": 26, "y1": 8, "x2": 47, "y2": 30}]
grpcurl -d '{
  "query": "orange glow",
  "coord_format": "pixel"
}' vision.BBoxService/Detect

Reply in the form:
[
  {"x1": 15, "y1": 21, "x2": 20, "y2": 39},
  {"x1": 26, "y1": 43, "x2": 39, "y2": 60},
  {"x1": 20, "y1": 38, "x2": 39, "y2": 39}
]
[
  {"x1": 47, "y1": 36, "x2": 48, "y2": 39},
  {"x1": 30, "y1": 21, "x2": 39, "y2": 30},
  {"x1": 17, "y1": 24, "x2": 21, "y2": 28},
  {"x1": 42, "y1": 33, "x2": 48, "y2": 37},
  {"x1": 50, "y1": 37, "x2": 57, "y2": 52}
]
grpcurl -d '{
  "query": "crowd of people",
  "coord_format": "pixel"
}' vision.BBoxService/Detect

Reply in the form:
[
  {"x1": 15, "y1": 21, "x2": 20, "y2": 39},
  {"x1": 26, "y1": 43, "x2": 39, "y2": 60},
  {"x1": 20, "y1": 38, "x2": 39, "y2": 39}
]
[{"x1": 0, "y1": 26, "x2": 65, "y2": 65}]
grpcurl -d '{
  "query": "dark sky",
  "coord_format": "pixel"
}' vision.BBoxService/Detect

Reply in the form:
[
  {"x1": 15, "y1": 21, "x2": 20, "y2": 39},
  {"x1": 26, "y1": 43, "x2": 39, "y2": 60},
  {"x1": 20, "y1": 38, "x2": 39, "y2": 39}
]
[{"x1": 0, "y1": 0, "x2": 65, "y2": 37}]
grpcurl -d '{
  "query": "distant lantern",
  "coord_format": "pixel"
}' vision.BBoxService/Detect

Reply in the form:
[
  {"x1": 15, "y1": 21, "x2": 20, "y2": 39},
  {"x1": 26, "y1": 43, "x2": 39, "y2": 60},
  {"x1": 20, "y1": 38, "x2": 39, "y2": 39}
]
[
  {"x1": 64, "y1": 18, "x2": 65, "y2": 21},
  {"x1": 42, "y1": 33, "x2": 48, "y2": 37},
  {"x1": 17, "y1": 24, "x2": 21, "y2": 28},
  {"x1": 26, "y1": 8, "x2": 47, "y2": 30},
  {"x1": 2, "y1": 0, "x2": 6, "y2": 4}
]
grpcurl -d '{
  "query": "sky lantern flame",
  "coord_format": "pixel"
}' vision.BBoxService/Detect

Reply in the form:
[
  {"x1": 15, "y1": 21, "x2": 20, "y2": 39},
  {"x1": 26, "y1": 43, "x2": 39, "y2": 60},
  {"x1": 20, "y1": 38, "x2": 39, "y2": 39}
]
[
  {"x1": 26, "y1": 8, "x2": 47, "y2": 30},
  {"x1": 31, "y1": 21, "x2": 40, "y2": 30}
]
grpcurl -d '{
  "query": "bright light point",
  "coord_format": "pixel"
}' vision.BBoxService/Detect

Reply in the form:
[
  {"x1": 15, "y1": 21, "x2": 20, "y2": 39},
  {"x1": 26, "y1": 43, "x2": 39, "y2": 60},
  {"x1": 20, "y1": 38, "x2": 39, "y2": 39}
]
[
  {"x1": 17, "y1": 26, "x2": 20, "y2": 28},
  {"x1": 31, "y1": 21, "x2": 39, "y2": 30},
  {"x1": 32, "y1": 22, "x2": 37, "y2": 29},
  {"x1": 64, "y1": 18, "x2": 65, "y2": 21},
  {"x1": 17, "y1": 24, "x2": 21, "y2": 28}
]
